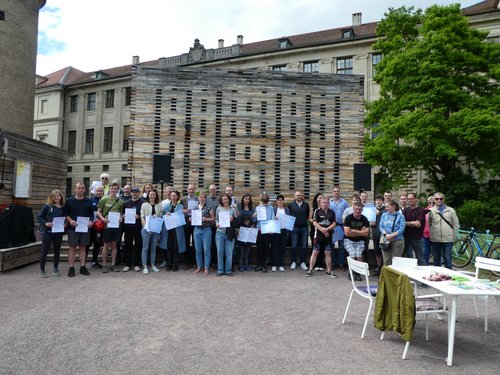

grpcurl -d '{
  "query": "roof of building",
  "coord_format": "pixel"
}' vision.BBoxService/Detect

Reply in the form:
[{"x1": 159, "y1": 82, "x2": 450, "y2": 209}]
[{"x1": 462, "y1": 0, "x2": 500, "y2": 16}]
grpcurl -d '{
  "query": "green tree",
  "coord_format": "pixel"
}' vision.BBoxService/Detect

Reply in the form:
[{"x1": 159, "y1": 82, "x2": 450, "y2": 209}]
[{"x1": 365, "y1": 4, "x2": 500, "y2": 205}]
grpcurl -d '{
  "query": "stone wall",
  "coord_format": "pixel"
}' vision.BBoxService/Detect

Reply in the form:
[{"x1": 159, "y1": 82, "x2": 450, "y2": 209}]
[{"x1": 130, "y1": 67, "x2": 365, "y2": 198}]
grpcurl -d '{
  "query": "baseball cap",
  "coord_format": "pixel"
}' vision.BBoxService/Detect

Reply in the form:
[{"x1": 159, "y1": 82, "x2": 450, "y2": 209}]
[{"x1": 131, "y1": 187, "x2": 140, "y2": 193}]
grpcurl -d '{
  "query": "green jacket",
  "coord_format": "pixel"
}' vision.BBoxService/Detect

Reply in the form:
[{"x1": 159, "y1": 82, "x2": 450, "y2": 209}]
[{"x1": 374, "y1": 266, "x2": 415, "y2": 341}]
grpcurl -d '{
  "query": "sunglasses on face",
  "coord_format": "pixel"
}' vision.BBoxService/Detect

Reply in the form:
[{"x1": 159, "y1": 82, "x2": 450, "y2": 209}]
[{"x1": 435, "y1": 197, "x2": 444, "y2": 201}]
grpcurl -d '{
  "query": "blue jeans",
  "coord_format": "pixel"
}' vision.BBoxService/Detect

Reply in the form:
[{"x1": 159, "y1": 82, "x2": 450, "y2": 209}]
[
  {"x1": 332, "y1": 239, "x2": 345, "y2": 266},
  {"x1": 423, "y1": 237, "x2": 431, "y2": 265},
  {"x1": 194, "y1": 226, "x2": 212, "y2": 269},
  {"x1": 431, "y1": 241, "x2": 453, "y2": 269},
  {"x1": 290, "y1": 226, "x2": 308, "y2": 264},
  {"x1": 403, "y1": 238, "x2": 426, "y2": 266},
  {"x1": 141, "y1": 228, "x2": 160, "y2": 267},
  {"x1": 216, "y1": 231, "x2": 234, "y2": 274}
]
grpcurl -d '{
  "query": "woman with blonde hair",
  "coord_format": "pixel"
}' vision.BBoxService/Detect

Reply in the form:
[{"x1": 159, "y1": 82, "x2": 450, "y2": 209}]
[{"x1": 37, "y1": 190, "x2": 66, "y2": 278}]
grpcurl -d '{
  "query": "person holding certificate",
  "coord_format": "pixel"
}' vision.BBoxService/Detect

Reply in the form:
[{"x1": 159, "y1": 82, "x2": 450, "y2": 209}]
[
  {"x1": 272, "y1": 194, "x2": 291, "y2": 272},
  {"x1": 192, "y1": 192, "x2": 214, "y2": 275},
  {"x1": 215, "y1": 193, "x2": 238, "y2": 276},
  {"x1": 140, "y1": 189, "x2": 163, "y2": 274},
  {"x1": 255, "y1": 193, "x2": 275, "y2": 273},
  {"x1": 158, "y1": 190, "x2": 186, "y2": 272},
  {"x1": 238, "y1": 193, "x2": 256, "y2": 271},
  {"x1": 122, "y1": 187, "x2": 144, "y2": 272},
  {"x1": 97, "y1": 182, "x2": 124, "y2": 273},
  {"x1": 37, "y1": 190, "x2": 66, "y2": 278}
]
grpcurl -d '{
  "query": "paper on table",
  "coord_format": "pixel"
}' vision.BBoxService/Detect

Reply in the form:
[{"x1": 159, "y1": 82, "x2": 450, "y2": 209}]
[
  {"x1": 51, "y1": 217, "x2": 65, "y2": 233},
  {"x1": 218, "y1": 211, "x2": 231, "y2": 228},
  {"x1": 256, "y1": 206, "x2": 267, "y2": 221},
  {"x1": 75, "y1": 217, "x2": 90, "y2": 233},
  {"x1": 278, "y1": 214, "x2": 296, "y2": 231},
  {"x1": 191, "y1": 209, "x2": 202, "y2": 226},
  {"x1": 107, "y1": 212, "x2": 120, "y2": 228},
  {"x1": 260, "y1": 220, "x2": 281, "y2": 234},
  {"x1": 164, "y1": 211, "x2": 187, "y2": 230},
  {"x1": 124, "y1": 208, "x2": 137, "y2": 224},
  {"x1": 237, "y1": 227, "x2": 258, "y2": 243}
]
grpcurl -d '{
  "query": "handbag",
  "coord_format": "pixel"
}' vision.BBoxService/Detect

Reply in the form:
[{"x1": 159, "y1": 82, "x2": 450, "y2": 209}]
[
  {"x1": 380, "y1": 215, "x2": 397, "y2": 251},
  {"x1": 93, "y1": 198, "x2": 119, "y2": 231}
]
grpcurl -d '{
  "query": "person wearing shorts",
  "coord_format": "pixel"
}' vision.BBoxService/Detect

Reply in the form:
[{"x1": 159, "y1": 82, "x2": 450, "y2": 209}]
[
  {"x1": 97, "y1": 182, "x2": 124, "y2": 273},
  {"x1": 306, "y1": 197, "x2": 336, "y2": 278},
  {"x1": 344, "y1": 201, "x2": 370, "y2": 281}
]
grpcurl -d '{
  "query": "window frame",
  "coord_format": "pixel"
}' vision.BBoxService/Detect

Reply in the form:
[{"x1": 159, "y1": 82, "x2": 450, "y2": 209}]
[
  {"x1": 337, "y1": 57, "x2": 353, "y2": 75},
  {"x1": 103, "y1": 127, "x2": 113, "y2": 153},
  {"x1": 85, "y1": 128, "x2": 94, "y2": 154},
  {"x1": 86, "y1": 92, "x2": 96, "y2": 111}
]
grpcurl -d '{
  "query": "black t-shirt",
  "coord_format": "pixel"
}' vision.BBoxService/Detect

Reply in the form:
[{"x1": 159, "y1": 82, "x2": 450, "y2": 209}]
[
  {"x1": 344, "y1": 213, "x2": 369, "y2": 242},
  {"x1": 313, "y1": 208, "x2": 336, "y2": 240}
]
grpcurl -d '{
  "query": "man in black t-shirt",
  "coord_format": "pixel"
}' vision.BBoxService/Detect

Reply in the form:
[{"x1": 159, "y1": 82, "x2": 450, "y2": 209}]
[
  {"x1": 344, "y1": 202, "x2": 370, "y2": 281},
  {"x1": 306, "y1": 198, "x2": 337, "y2": 278}
]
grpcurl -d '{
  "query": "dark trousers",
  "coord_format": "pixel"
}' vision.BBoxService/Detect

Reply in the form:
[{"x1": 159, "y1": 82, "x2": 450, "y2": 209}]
[
  {"x1": 40, "y1": 231, "x2": 63, "y2": 271},
  {"x1": 272, "y1": 231, "x2": 288, "y2": 267},
  {"x1": 210, "y1": 226, "x2": 217, "y2": 267},
  {"x1": 166, "y1": 230, "x2": 180, "y2": 268},
  {"x1": 123, "y1": 226, "x2": 142, "y2": 267},
  {"x1": 257, "y1": 233, "x2": 272, "y2": 267},
  {"x1": 86, "y1": 228, "x2": 103, "y2": 263},
  {"x1": 184, "y1": 224, "x2": 195, "y2": 265}
]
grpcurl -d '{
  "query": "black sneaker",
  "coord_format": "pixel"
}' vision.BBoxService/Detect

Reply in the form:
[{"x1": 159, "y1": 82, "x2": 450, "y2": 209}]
[
  {"x1": 80, "y1": 266, "x2": 90, "y2": 276},
  {"x1": 68, "y1": 267, "x2": 75, "y2": 277},
  {"x1": 91, "y1": 262, "x2": 103, "y2": 269},
  {"x1": 372, "y1": 267, "x2": 381, "y2": 277},
  {"x1": 354, "y1": 273, "x2": 362, "y2": 281},
  {"x1": 305, "y1": 269, "x2": 313, "y2": 277},
  {"x1": 262, "y1": 266, "x2": 268, "y2": 273},
  {"x1": 326, "y1": 270, "x2": 337, "y2": 278}
]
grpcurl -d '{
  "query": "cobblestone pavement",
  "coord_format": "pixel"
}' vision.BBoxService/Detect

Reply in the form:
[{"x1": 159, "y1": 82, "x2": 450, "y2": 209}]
[{"x1": 1, "y1": 263, "x2": 499, "y2": 375}]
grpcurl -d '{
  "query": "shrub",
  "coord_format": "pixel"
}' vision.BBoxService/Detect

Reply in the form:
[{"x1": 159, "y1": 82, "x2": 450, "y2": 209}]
[{"x1": 456, "y1": 199, "x2": 500, "y2": 233}]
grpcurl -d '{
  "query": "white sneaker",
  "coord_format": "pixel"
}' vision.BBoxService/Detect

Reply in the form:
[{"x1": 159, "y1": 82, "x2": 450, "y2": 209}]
[
  {"x1": 151, "y1": 265, "x2": 160, "y2": 272},
  {"x1": 122, "y1": 266, "x2": 131, "y2": 272},
  {"x1": 143, "y1": 267, "x2": 149, "y2": 274},
  {"x1": 272, "y1": 266, "x2": 277, "y2": 272},
  {"x1": 314, "y1": 267, "x2": 324, "y2": 271},
  {"x1": 160, "y1": 261, "x2": 167, "y2": 268},
  {"x1": 279, "y1": 266, "x2": 285, "y2": 272},
  {"x1": 290, "y1": 262, "x2": 297, "y2": 270},
  {"x1": 300, "y1": 262, "x2": 308, "y2": 271},
  {"x1": 134, "y1": 266, "x2": 141, "y2": 272}
]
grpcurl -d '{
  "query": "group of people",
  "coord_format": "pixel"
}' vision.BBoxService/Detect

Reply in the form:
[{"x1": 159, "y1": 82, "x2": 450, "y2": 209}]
[{"x1": 37, "y1": 175, "x2": 459, "y2": 280}]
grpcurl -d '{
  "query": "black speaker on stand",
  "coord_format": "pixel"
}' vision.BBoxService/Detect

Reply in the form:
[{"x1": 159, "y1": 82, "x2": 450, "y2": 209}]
[
  {"x1": 153, "y1": 154, "x2": 172, "y2": 199},
  {"x1": 353, "y1": 163, "x2": 371, "y2": 191}
]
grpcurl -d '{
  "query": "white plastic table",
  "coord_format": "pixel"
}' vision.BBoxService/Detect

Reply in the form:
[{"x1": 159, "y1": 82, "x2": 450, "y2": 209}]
[{"x1": 390, "y1": 265, "x2": 500, "y2": 366}]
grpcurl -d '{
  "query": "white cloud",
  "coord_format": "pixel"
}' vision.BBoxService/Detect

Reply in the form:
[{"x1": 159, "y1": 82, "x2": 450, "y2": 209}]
[{"x1": 36, "y1": 0, "x2": 480, "y2": 76}]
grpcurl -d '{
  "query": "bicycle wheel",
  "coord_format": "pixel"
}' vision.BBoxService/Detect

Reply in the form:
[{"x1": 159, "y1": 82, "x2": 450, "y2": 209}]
[
  {"x1": 451, "y1": 240, "x2": 473, "y2": 268},
  {"x1": 486, "y1": 245, "x2": 500, "y2": 277}
]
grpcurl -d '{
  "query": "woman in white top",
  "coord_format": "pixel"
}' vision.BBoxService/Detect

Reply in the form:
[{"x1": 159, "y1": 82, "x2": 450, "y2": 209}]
[{"x1": 140, "y1": 189, "x2": 163, "y2": 274}]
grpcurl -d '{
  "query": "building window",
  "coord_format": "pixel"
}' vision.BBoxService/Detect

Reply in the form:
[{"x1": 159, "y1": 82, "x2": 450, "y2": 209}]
[
  {"x1": 121, "y1": 177, "x2": 128, "y2": 187},
  {"x1": 124, "y1": 87, "x2": 132, "y2": 106},
  {"x1": 67, "y1": 166, "x2": 72, "y2": 172},
  {"x1": 278, "y1": 38, "x2": 291, "y2": 48},
  {"x1": 337, "y1": 57, "x2": 353, "y2": 74},
  {"x1": 85, "y1": 129, "x2": 94, "y2": 153},
  {"x1": 272, "y1": 65, "x2": 286, "y2": 72},
  {"x1": 342, "y1": 28, "x2": 354, "y2": 39},
  {"x1": 102, "y1": 165, "x2": 109, "y2": 172},
  {"x1": 69, "y1": 95, "x2": 78, "y2": 112},
  {"x1": 83, "y1": 178, "x2": 90, "y2": 196},
  {"x1": 37, "y1": 133, "x2": 47, "y2": 142},
  {"x1": 105, "y1": 90, "x2": 115, "y2": 108},
  {"x1": 103, "y1": 127, "x2": 113, "y2": 152},
  {"x1": 84, "y1": 165, "x2": 90, "y2": 172},
  {"x1": 40, "y1": 99, "x2": 48, "y2": 114},
  {"x1": 372, "y1": 53, "x2": 382, "y2": 76},
  {"x1": 123, "y1": 125, "x2": 129, "y2": 151},
  {"x1": 67, "y1": 130, "x2": 76, "y2": 155},
  {"x1": 0, "y1": 11, "x2": 5, "y2": 21},
  {"x1": 87, "y1": 93, "x2": 96, "y2": 111},
  {"x1": 303, "y1": 61, "x2": 319, "y2": 73},
  {"x1": 66, "y1": 178, "x2": 72, "y2": 197},
  {"x1": 122, "y1": 164, "x2": 128, "y2": 171}
]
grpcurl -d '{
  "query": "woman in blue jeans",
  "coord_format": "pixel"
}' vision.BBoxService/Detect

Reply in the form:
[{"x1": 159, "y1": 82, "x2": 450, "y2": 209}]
[
  {"x1": 140, "y1": 189, "x2": 163, "y2": 274},
  {"x1": 215, "y1": 193, "x2": 238, "y2": 276},
  {"x1": 192, "y1": 192, "x2": 214, "y2": 275}
]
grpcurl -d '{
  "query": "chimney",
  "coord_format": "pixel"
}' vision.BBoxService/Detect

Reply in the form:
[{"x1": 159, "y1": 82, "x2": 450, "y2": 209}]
[
  {"x1": 352, "y1": 12, "x2": 362, "y2": 26},
  {"x1": 132, "y1": 55, "x2": 140, "y2": 65},
  {"x1": 218, "y1": 39, "x2": 224, "y2": 48},
  {"x1": 237, "y1": 35, "x2": 244, "y2": 45}
]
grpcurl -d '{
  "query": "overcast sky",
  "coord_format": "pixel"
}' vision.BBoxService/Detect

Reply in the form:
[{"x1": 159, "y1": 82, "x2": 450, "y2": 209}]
[{"x1": 36, "y1": 0, "x2": 480, "y2": 76}]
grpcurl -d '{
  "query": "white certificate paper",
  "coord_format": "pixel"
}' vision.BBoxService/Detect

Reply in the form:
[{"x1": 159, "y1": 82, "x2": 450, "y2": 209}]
[
  {"x1": 256, "y1": 206, "x2": 267, "y2": 221},
  {"x1": 188, "y1": 200, "x2": 198, "y2": 211},
  {"x1": 75, "y1": 217, "x2": 90, "y2": 233},
  {"x1": 237, "y1": 227, "x2": 258, "y2": 243},
  {"x1": 51, "y1": 217, "x2": 65, "y2": 233},
  {"x1": 124, "y1": 208, "x2": 137, "y2": 224},
  {"x1": 107, "y1": 212, "x2": 120, "y2": 228},
  {"x1": 164, "y1": 211, "x2": 186, "y2": 230},
  {"x1": 218, "y1": 211, "x2": 231, "y2": 228},
  {"x1": 362, "y1": 207, "x2": 376, "y2": 222},
  {"x1": 191, "y1": 209, "x2": 202, "y2": 226},
  {"x1": 146, "y1": 215, "x2": 163, "y2": 233},
  {"x1": 278, "y1": 214, "x2": 296, "y2": 231},
  {"x1": 260, "y1": 220, "x2": 281, "y2": 234}
]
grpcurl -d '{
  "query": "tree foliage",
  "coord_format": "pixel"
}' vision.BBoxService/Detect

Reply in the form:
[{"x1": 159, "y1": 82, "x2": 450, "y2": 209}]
[{"x1": 365, "y1": 4, "x2": 500, "y2": 203}]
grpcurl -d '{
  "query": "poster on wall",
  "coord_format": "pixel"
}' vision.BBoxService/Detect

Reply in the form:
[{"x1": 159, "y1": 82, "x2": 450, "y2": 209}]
[{"x1": 13, "y1": 160, "x2": 32, "y2": 198}]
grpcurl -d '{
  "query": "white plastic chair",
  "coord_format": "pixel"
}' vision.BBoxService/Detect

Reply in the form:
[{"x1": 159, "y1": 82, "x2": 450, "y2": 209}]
[
  {"x1": 459, "y1": 257, "x2": 500, "y2": 332},
  {"x1": 342, "y1": 257, "x2": 377, "y2": 339},
  {"x1": 379, "y1": 261, "x2": 448, "y2": 359}
]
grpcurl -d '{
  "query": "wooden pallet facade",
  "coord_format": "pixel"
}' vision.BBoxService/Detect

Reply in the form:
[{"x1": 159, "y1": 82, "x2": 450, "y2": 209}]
[{"x1": 130, "y1": 67, "x2": 365, "y2": 199}]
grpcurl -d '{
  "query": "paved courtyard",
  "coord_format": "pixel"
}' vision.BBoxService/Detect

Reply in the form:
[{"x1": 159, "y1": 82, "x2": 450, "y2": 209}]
[{"x1": 0, "y1": 263, "x2": 499, "y2": 375}]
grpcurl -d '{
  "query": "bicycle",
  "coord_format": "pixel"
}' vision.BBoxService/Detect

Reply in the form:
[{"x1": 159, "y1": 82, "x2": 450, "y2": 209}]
[{"x1": 451, "y1": 227, "x2": 500, "y2": 276}]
